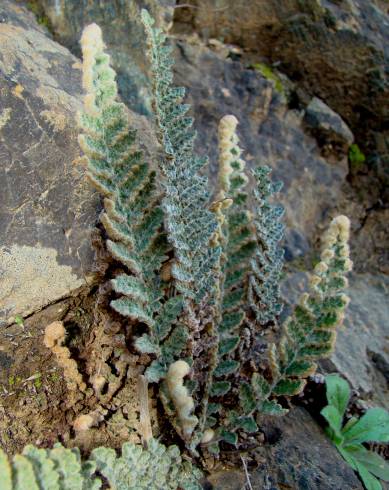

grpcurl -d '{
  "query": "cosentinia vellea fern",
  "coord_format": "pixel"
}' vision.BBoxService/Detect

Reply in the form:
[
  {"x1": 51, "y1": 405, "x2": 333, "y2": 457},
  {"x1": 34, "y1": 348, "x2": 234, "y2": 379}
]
[
  {"x1": 239, "y1": 215, "x2": 353, "y2": 420},
  {"x1": 248, "y1": 167, "x2": 285, "y2": 325},
  {"x1": 141, "y1": 10, "x2": 220, "y2": 305},
  {"x1": 208, "y1": 116, "x2": 257, "y2": 402},
  {"x1": 141, "y1": 10, "x2": 222, "y2": 445},
  {"x1": 0, "y1": 440, "x2": 202, "y2": 490},
  {"x1": 78, "y1": 24, "x2": 186, "y2": 384}
]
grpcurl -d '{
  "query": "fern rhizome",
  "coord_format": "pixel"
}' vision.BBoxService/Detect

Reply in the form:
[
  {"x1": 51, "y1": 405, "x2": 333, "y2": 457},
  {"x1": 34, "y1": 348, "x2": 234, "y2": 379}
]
[{"x1": 76, "y1": 11, "x2": 353, "y2": 457}]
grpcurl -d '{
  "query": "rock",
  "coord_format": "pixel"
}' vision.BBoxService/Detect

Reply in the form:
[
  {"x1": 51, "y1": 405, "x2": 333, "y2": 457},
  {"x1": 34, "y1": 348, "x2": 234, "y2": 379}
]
[
  {"x1": 252, "y1": 407, "x2": 364, "y2": 489},
  {"x1": 0, "y1": 0, "x2": 157, "y2": 324},
  {"x1": 282, "y1": 272, "x2": 389, "y2": 408},
  {"x1": 304, "y1": 96, "x2": 354, "y2": 153},
  {"x1": 173, "y1": 40, "x2": 348, "y2": 261},
  {"x1": 36, "y1": 0, "x2": 175, "y2": 114},
  {"x1": 173, "y1": 0, "x2": 388, "y2": 154}
]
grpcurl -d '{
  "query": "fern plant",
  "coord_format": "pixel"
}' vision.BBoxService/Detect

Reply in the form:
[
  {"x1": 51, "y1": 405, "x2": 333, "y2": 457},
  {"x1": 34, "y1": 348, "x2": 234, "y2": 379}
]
[
  {"x1": 78, "y1": 23, "x2": 186, "y2": 385},
  {"x1": 321, "y1": 374, "x2": 389, "y2": 490},
  {"x1": 0, "y1": 440, "x2": 202, "y2": 490},
  {"x1": 76, "y1": 13, "x2": 353, "y2": 453}
]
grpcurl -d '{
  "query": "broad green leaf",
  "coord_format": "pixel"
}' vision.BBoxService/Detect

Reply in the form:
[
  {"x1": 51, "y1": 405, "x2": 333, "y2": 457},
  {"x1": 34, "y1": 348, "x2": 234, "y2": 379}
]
[
  {"x1": 343, "y1": 407, "x2": 389, "y2": 444},
  {"x1": 354, "y1": 460, "x2": 382, "y2": 490},
  {"x1": 214, "y1": 360, "x2": 240, "y2": 377},
  {"x1": 321, "y1": 405, "x2": 343, "y2": 439},
  {"x1": 325, "y1": 374, "x2": 350, "y2": 419},
  {"x1": 344, "y1": 444, "x2": 389, "y2": 482}
]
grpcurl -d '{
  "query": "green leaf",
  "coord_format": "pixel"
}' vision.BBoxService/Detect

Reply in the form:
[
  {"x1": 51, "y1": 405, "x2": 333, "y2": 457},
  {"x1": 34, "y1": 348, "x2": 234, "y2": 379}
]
[
  {"x1": 321, "y1": 405, "x2": 344, "y2": 442},
  {"x1": 154, "y1": 296, "x2": 184, "y2": 341},
  {"x1": 210, "y1": 381, "x2": 231, "y2": 397},
  {"x1": 273, "y1": 378, "x2": 306, "y2": 396},
  {"x1": 220, "y1": 430, "x2": 238, "y2": 445},
  {"x1": 237, "y1": 416, "x2": 257, "y2": 433},
  {"x1": 110, "y1": 298, "x2": 154, "y2": 327},
  {"x1": 260, "y1": 400, "x2": 288, "y2": 416},
  {"x1": 145, "y1": 360, "x2": 167, "y2": 383},
  {"x1": 354, "y1": 460, "x2": 383, "y2": 490},
  {"x1": 251, "y1": 373, "x2": 270, "y2": 401},
  {"x1": 134, "y1": 334, "x2": 159, "y2": 354},
  {"x1": 344, "y1": 445, "x2": 389, "y2": 482},
  {"x1": 218, "y1": 337, "x2": 240, "y2": 356},
  {"x1": 214, "y1": 360, "x2": 240, "y2": 377},
  {"x1": 239, "y1": 383, "x2": 256, "y2": 413},
  {"x1": 325, "y1": 374, "x2": 350, "y2": 419},
  {"x1": 284, "y1": 360, "x2": 317, "y2": 377},
  {"x1": 342, "y1": 407, "x2": 389, "y2": 444}
]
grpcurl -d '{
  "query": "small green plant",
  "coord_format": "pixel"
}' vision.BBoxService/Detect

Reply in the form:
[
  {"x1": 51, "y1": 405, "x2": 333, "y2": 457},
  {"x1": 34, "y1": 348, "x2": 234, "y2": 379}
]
[
  {"x1": 321, "y1": 374, "x2": 389, "y2": 490},
  {"x1": 14, "y1": 315, "x2": 24, "y2": 328},
  {"x1": 348, "y1": 144, "x2": 366, "y2": 170}
]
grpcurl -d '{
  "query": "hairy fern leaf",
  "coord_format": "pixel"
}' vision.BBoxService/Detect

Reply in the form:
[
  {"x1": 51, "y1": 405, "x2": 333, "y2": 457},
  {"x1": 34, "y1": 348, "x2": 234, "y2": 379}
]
[{"x1": 78, "y1": 24, "x2": 184, "y2": 380}]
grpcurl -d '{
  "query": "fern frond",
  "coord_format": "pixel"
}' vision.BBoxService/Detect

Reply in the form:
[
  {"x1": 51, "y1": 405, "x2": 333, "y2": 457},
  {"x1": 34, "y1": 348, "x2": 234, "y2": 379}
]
[
  {"x1": 141, "y1": 10, "x2": 220, "y2": 304},
  {"x1": 79, "y1": 24, "x2": 185, "y2": 380},
  {"x1": 0, "y1": 444, "x2": 102, "y2": 490},
  {"x1": 0, "y1": 440, "x2": 202, "y2": 490},
  {"x1": 248, "y1": 166, "x2": 285, "y2": 325},
  {"x1": 241, "y1": 215, "x2": 352, "y2": 417}
]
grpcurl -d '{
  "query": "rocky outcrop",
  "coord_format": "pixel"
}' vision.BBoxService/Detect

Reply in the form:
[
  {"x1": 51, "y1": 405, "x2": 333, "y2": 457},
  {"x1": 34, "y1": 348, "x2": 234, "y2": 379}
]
[
  {"x1": 173, "y1": 0, "x2": 388, "y2": 149},
  {"x1": 35, "y1": 0, "x2": 174, "y2": 114},
  {"x1": 208, "y1": 407, "x2": 363, "y2": 489},
  {"x1": 0, "y1": 1, "x2": 157, "y2": 324}
]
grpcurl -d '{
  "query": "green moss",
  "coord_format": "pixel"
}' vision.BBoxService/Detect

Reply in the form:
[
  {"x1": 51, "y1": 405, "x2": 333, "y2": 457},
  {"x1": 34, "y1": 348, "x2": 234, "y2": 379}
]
[
  {"x1": 26, "y1": 1, "x2": 52, "y2": 31},
  {"x1": 251, "y1": 63, "x2": 285, "y2": 95},
  {"x1": 348, "y1": 144, "x2": 366, "y2": 170},
  {"x1": 14, "y1": 315, "x2": 24, "y2": 327}
]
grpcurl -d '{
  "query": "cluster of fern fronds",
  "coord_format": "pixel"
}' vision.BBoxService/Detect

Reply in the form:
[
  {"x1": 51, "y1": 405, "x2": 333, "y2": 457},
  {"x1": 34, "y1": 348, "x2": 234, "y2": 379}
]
[{"x1": 76, "y1": 11, "x2": 353, "y2": 456}]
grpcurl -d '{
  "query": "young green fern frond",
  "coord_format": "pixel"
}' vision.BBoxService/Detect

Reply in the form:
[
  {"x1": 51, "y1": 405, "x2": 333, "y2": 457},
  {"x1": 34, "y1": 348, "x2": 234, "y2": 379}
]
[
  {"x1": 248, "y1": 166, "x2": 285, "y2": 325},
  {"x1": 141, "y1": 10, "x2": 220, "y2": 304},
  {"x1": 0, "y1": 443, "x2": 101, "y2": 490},
  {"x1": 209, "y1": 116, "x2": 256, "y2": 403},
  {"x1": 0, "y1": 440, "x2": 202, "y2": 490},
  {"x1": 240, "y1": 215, "x2": 352, "y2": 417},
  {"x1": 78, "y1": 24, "x2": 184, "y2": 383}
]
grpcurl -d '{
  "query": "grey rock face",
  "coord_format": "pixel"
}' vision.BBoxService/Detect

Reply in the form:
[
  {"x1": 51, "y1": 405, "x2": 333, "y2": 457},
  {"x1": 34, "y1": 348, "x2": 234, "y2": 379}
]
[
  {"x1": 36, "y1": 0, "x2": 174, "y2": 114},
  {"x1": 253, "y1": 407, "x2": 364, "y2": 489},
  {"x1": 0, "y1": 0, "x2": 98, "y2": 324},
  {"x1": 0, "y1": 1, "x2": 158, "y2": 324},
  {"x1": 305, "y1": 96, "x2": 354, "y2": 153}
]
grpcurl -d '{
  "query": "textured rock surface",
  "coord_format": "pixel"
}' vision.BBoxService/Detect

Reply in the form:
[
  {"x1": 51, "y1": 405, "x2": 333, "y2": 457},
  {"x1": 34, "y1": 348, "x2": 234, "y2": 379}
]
[
  {"x1": 0, "y1": 0, "x2": 96, "y2": 324},
  {"x1": 208, "y1": 407, "x2": 363, "y2": 489},
  {"x1": 36, "y1": 0, "x2": 174, "y2": 114},
  {"x1": 282, "y1": 272, "x2": 389, "y2": 408},
  {"x1": 304, "y1": 96, "x2": 354, "y2": 153},
  {"x1": 0, "y1": 1, "x2": 158, "y2": 324},
  {"x1": 173, "y1": 40, "x2": 348, "y2": 261},
  {"x1": 173, "y1": 0, "x2": 388, "y2": 145},
  {"x1": 252, "y1": 407, "x2": 364, "y2": 489}
]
